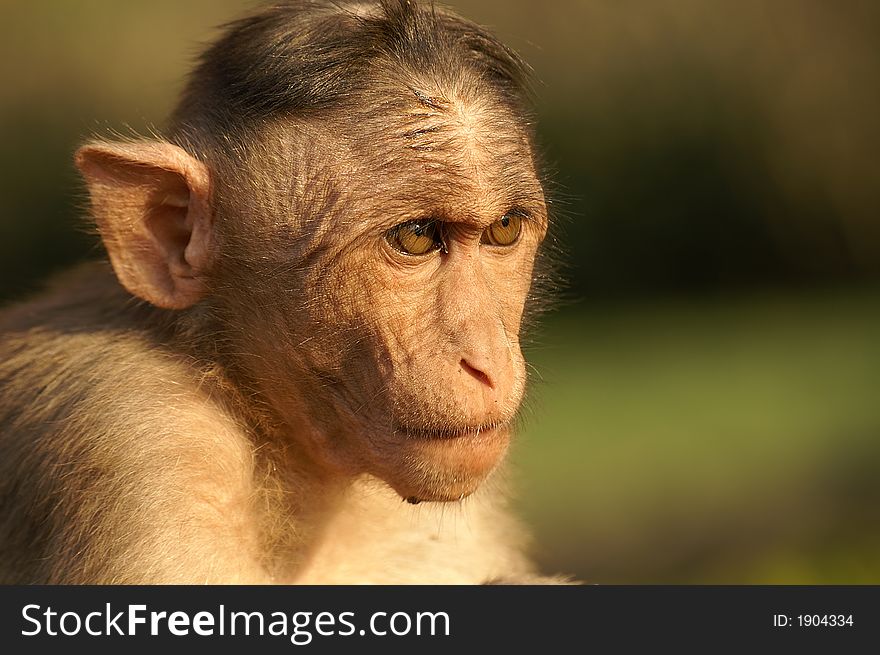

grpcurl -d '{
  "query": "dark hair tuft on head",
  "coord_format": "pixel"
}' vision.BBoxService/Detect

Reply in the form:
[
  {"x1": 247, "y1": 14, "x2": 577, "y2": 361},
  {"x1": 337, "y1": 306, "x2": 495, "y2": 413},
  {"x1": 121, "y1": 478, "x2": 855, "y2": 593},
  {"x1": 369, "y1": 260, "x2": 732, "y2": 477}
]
[{"x1": 170, "y1": 0, "x2": 531, "y2": 139}]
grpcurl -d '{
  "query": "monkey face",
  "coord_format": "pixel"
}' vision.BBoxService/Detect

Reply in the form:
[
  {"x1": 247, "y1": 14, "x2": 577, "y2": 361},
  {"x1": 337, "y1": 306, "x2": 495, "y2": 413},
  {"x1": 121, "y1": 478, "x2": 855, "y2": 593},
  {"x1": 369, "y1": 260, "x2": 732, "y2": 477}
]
[
  {"x1": 297, "y1": 213, "x2": 545, "y2": 503},
  {"x1": 317, "y1": 208, "x2": 545, "y2": 503},
  {"x1": 212, "y1": 97, "x2": 549, "y2": 503}
]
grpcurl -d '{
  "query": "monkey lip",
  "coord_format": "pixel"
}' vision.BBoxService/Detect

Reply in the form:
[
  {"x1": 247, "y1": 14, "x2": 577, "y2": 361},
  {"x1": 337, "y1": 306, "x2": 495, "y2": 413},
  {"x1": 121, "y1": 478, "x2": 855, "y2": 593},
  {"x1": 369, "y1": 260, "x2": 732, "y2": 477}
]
[{"x1": 392, "y1": 421, "x2": 508, "y2": 441}]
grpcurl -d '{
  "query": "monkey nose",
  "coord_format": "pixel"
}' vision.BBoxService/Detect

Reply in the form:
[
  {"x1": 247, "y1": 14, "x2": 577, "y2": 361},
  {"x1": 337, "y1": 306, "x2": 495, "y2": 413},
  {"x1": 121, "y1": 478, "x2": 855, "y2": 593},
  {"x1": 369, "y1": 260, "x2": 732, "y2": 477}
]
[{"x1": 460, "y1": 358, "x2": 495, "y2": 390}]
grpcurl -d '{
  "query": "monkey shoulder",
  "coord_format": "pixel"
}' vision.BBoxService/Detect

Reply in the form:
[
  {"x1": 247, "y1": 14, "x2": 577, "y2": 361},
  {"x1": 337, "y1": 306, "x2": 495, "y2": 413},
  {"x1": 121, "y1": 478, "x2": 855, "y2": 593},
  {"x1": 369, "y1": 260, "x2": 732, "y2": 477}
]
[
  {"x1": 0, "y1": 262, "x2": 224, "y2": 436},
  {"x1": 0, "y1": 265, "x2": 261, "y2": 582}
]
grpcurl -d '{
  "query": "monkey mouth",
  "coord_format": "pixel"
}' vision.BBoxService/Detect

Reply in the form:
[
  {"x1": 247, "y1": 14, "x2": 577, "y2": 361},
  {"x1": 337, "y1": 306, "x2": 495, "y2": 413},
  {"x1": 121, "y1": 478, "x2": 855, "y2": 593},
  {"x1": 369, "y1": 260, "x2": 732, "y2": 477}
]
[
  {"x1": 392, "y1": 420, "x2": 507, "y2": 441},
  {"x1": 374, "y1": 420, "x2": 513, "y2": 505}
]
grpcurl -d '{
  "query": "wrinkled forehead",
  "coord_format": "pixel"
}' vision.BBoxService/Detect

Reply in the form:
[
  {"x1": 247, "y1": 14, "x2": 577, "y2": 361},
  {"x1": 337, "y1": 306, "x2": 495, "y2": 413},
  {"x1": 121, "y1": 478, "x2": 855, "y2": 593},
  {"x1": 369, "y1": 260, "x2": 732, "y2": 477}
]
[
  {"x1": 329, "y1": 82, "x2": 546, "y2": 222},
  {"x1": 226, "y1": 81, "x2": 547, "y2": 259}
]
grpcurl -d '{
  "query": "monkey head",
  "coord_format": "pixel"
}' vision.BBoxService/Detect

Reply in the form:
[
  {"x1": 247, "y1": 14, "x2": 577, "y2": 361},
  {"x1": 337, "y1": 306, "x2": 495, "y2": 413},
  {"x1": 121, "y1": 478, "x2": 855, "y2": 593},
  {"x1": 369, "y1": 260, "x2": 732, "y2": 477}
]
[{"x1": 75, "y1": 1, "x2": 549, "y2": 504}]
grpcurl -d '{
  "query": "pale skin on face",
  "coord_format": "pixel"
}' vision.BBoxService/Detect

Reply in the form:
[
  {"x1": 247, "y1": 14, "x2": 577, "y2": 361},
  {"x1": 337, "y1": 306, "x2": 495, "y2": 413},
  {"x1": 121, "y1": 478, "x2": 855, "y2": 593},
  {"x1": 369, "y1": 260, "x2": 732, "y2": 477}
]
[{"x1": 203, "y1": 92, "x2": 549, "y2": 504}]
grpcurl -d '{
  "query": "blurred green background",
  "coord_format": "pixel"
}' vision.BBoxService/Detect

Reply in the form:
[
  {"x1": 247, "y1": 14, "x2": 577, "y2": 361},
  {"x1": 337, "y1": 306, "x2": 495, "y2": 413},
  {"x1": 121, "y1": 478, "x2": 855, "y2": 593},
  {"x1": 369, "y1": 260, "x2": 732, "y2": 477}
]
[{"x1": 1, "y1": 1, "x2": 878, "y2": 583}]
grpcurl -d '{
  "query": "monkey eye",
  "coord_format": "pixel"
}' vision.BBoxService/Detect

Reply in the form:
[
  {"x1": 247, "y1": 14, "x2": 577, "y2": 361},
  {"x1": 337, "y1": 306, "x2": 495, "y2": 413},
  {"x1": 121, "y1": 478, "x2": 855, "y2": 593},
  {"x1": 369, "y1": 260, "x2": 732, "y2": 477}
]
[
  {"x1": 385, "y1": 220, "x2": 445, "y2": 256},
  {"x1": 481, "y1": 211, "x2": 523, "y2": 247}
]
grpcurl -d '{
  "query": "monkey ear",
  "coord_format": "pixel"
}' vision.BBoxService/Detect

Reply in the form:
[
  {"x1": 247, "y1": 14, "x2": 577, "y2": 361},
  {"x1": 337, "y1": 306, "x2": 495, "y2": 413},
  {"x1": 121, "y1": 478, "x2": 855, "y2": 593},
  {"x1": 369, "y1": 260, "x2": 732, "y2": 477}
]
[{"x1": 75, "y1": 140, "x2": 213, "y2": 309}]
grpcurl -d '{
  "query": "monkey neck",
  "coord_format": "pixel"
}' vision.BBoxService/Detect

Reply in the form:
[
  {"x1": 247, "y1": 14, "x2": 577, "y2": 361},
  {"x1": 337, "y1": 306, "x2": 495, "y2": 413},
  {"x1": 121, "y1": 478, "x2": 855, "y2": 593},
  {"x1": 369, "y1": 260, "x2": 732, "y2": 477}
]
[
  {"x1": 247, "y1": 433, "x2": 346, "y2": 579},
  {"x1": 164, "y1": 313, "x2": 363, "y2": 576}
]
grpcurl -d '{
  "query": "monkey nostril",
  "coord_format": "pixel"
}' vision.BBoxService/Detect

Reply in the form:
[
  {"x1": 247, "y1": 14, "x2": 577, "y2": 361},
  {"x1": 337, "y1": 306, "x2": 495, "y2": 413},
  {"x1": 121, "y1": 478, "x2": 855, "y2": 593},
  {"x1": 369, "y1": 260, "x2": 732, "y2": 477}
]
[{"x1": 460, "y1": 359, "x2": 494, "y2": 389}]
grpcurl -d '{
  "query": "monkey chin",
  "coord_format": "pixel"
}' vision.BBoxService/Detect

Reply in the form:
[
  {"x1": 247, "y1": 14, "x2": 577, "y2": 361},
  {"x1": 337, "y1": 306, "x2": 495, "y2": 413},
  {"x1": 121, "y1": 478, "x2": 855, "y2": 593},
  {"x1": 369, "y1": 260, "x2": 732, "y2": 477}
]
[{"x1": 377, "y1": 424, "x2": 511, "y2": 504}]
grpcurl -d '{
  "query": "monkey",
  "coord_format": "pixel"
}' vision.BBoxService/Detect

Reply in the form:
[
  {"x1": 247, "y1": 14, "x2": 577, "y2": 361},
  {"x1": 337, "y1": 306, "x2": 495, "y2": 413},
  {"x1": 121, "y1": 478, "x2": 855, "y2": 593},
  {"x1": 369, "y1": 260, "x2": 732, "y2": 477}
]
[{"x1": 0, "y1": 0, "x2": 565, "y2": 584}]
